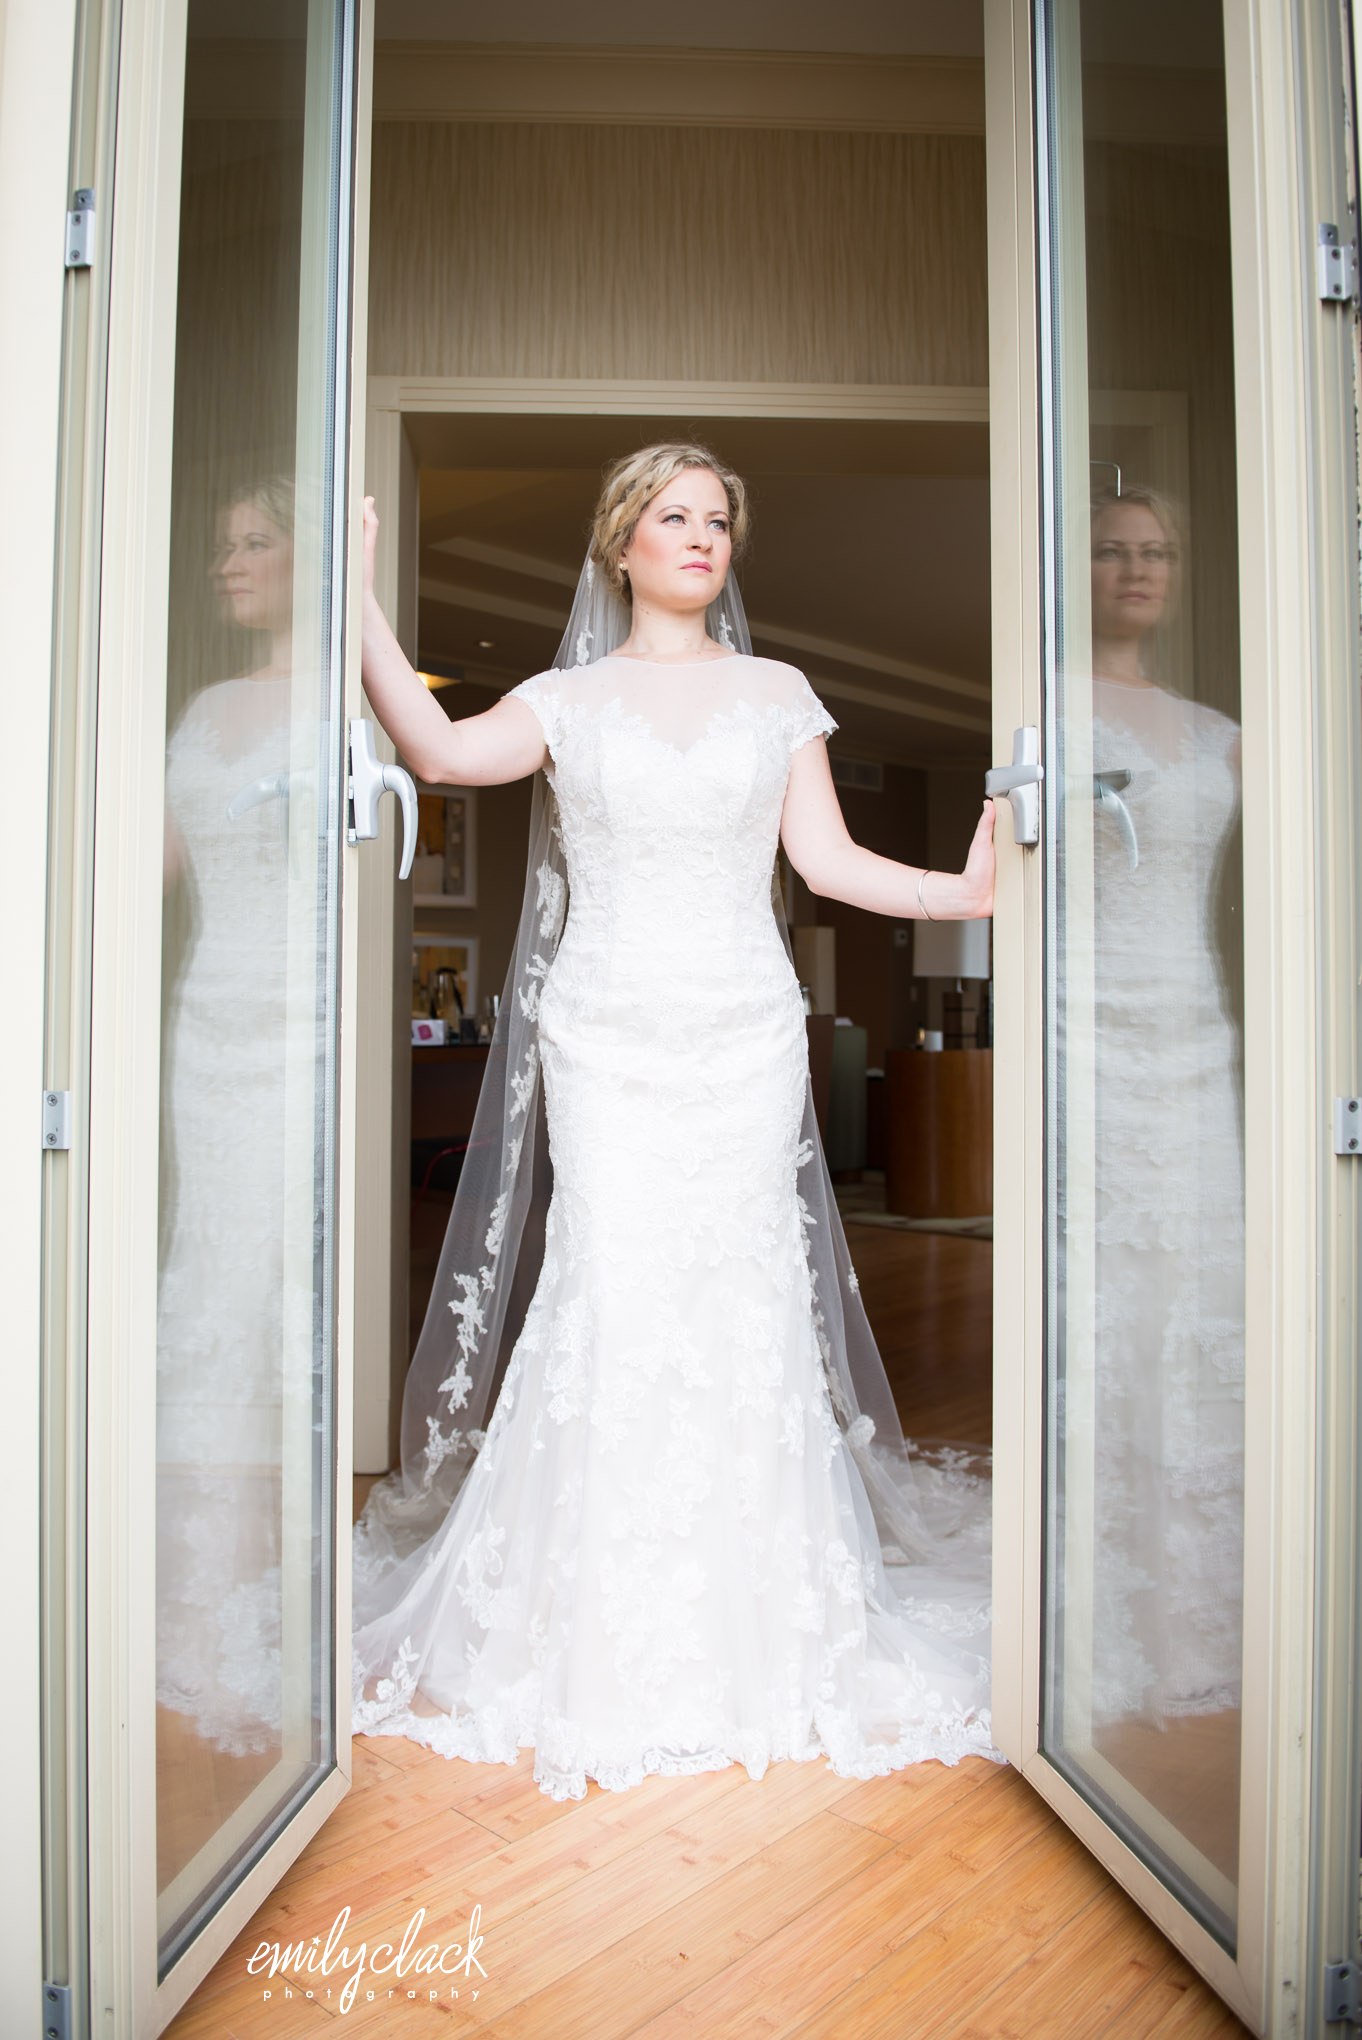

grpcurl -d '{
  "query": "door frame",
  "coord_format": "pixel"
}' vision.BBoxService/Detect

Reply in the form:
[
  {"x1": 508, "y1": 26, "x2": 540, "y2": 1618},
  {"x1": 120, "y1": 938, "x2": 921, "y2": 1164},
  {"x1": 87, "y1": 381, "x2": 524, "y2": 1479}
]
[
  {"x1": 984, "y1": 0, "x2": 1362, "y2": 2029},
  {"x1": 355, "y1": 375, "x2": 993, "y2": 1476},
  {"x1": 0, "y1": 0, "x2": 84, "y2": 2028}
]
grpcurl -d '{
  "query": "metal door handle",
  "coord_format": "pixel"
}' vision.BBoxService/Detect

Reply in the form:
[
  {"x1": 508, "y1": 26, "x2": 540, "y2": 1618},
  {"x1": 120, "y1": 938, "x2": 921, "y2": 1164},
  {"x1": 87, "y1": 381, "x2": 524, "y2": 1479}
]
[
  {"x1": 227, "y1": 770, "x2": 292, "y2": 822},
  {"x1": 985, "y1": 727, "x2": 1044, "y2": 845},
  {"x1": 1094, "y1": 768, "x2": 1139, "y2": 869},
  {"x1": 347, "y1": 717, "x2": 418, "y2": 880}
]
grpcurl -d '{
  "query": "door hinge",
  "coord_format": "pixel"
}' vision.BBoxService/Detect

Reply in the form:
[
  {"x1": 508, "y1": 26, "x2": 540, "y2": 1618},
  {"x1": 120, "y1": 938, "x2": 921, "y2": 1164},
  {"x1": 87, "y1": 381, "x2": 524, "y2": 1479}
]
[
  {"x1": 41, "y1": 1980, "x2": 72, "y2": 2040},
  {"x1": 42, "y1": 1090, "x2": 71, "y2": 1152},
  {"x1": 64, "y1": 187, "x2": 95, "y2": 270},
  {"x1": 1326, "y1": 1960, "x2": 1362, "y2": 2024},
  {"x1": 1318, "y1": 222, "x2": 1357, "y2": 302},
  {"x1": 1334, "y1": 1097, "x2": 1362, "y2": 1154}
]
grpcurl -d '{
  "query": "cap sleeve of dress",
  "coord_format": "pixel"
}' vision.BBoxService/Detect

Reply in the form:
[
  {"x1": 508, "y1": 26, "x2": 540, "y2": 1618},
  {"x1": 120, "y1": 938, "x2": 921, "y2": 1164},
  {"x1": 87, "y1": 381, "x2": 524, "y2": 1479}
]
[
  {"x1": 785, "y1": 672, "x2": 838, "y2": 755},
  {"x1": 507, "y1": 671, "x2": 561, "y2": 755}
]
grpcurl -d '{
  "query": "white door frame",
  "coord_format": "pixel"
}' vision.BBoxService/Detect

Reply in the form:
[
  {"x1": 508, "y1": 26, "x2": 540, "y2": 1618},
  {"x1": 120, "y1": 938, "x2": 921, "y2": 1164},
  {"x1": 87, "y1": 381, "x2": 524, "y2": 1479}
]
[{"x1": 0, "y1": 0, "x2": 82, "y2": 2028}]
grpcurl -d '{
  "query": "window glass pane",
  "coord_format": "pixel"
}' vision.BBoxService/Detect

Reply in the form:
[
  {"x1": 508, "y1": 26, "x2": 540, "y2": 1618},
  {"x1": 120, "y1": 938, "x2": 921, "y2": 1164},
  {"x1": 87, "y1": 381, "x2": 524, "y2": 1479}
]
[
  {"x1": 155, "y1": 0, "x2": 350, "y2": 1972},
  {"x1": 1038, "y1": 0, "x2": 1245, "y2": 1950}
]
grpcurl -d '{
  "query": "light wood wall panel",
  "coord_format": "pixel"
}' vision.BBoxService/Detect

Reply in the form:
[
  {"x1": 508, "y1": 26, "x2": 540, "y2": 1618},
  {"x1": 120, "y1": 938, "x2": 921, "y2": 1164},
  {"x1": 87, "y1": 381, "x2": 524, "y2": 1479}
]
[{"x1": 367, "y1": 123, "x2": 988, "y2": 384}]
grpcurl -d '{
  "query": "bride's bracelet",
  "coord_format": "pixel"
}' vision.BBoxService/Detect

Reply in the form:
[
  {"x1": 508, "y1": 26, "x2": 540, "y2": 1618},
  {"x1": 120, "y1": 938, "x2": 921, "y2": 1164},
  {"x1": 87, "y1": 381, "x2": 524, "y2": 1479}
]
[{"x1": 917, "y1": 868, "x2": 935, "y2": 920}]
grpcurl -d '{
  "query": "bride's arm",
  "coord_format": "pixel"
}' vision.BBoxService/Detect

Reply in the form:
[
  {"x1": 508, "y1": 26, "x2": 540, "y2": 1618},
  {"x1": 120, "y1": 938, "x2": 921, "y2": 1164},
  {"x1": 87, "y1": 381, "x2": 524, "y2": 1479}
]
[
  {"x1": 779, "y1": 736, "x2": 995, "y2": 920},
  {"x1": 360, "y1": 498, "x2": 547, "y2": 786}
]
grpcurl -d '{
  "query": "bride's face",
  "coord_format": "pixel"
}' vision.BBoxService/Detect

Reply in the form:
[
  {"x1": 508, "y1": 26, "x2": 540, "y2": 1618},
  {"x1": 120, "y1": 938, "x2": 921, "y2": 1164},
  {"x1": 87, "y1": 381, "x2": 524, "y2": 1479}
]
[
  {"x1": 1090, "y1": 501, "x2": 1176, "y2": 645},
  {"x1": 619, "y1": 467, "x2": 733, "y2": 613},
  {"x1": 212, "y1": 499, "x2": 294, "y2": 636}
]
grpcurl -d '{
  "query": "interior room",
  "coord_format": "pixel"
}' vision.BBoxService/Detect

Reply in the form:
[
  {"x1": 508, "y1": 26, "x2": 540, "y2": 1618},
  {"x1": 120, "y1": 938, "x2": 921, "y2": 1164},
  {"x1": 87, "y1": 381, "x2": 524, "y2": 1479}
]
[{"x1": 369, "y1": 0, "x2": 999, "y2": 1488}]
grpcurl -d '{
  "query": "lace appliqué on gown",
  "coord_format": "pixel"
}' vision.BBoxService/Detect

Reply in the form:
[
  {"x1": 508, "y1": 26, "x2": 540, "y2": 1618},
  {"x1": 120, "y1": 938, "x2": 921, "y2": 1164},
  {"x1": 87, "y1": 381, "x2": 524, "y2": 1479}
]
[
  {"x1": 1087, "y1": 680, "x2": 1245, "y2": 1726},
  {"x1": 352, "y1": 655, "x2": 1000, "y2": 1800},
  {"x1": 158, "y1": 678, "x2": 297, "y2": 1757}
]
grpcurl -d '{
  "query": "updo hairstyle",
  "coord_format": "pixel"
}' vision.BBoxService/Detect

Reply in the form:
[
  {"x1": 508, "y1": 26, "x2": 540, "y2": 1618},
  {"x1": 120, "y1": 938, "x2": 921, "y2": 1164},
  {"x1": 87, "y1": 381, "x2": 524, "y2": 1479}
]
[
  {"x1": 223, "y1": 472, "x2": 296, "y2": 539},
  {"x1": 589, "y1": 441, "x2": 749, "y2": 600},
  {"x1": 1090, "y1": 479, "x2": 1184, "y2": 562}
]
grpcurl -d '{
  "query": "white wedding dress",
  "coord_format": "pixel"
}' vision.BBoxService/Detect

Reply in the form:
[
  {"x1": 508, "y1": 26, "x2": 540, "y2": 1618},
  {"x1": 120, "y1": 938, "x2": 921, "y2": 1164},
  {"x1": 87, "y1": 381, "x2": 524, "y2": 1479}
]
[
  {"x1": 1088, "y1": 676, "x2": 1244, "y2": 1725},
  {"x1": 157, "y1": 676, "x2": 294, "y2": 1756},
  {"x1": 352, "y1": 652, "x2": 999, "y2": 1801}
]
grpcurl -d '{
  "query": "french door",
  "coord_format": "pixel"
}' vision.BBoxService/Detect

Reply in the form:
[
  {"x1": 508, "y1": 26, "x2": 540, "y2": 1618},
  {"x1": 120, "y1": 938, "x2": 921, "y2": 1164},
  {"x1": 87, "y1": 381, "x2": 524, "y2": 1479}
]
[
  {"x1": 75, "y1": 0, "x2": 376, "y2": 2027},
  {"x1": 988, "y1": 0, "x2": 1362, "y2": 2030}
]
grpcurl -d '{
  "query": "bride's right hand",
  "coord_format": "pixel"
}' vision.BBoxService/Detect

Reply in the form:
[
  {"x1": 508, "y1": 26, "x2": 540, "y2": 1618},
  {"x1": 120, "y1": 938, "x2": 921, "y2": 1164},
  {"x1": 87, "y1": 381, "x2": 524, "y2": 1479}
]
[{"x1": 362, "y1": 494, "x2": 379, "y2": 600}]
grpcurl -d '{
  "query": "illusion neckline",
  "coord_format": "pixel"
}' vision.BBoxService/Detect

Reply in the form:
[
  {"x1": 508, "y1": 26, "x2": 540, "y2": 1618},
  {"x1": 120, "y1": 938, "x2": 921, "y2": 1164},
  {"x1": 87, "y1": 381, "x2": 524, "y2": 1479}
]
[{"x1": 599, "y1": 649, "x2": 746, "y2": 669}]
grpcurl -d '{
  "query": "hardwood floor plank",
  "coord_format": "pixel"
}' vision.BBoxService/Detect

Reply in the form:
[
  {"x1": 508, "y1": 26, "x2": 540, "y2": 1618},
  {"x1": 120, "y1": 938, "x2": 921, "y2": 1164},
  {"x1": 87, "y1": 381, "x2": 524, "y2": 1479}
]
[
  {"x1": 1142, "y1": 2001, "x2": 1252, "y2": 2039},
  {"x1": 934, "y1": 1885, "x2": 1175, "y2": 2039},
  {"x1": 324, "y1": 1992, "x2": 485, "y2": 2035},
  {"x1": 163, "y1": 1983, "x2": 332, "y2": 2040},
  {"x1": 624, "y1": 1777, "x2": 1060, "y2": 2040},
  {"x1": 168, "y1": 1804, "x2": 495, "y2": 2024},
  {"x1": 781, "y1": 1822, "x2": 1113, "y2": 2040},
  {"x1": 823, "y1": 1750, "x2": 997, "y2": 1842},
  {"x1": 275, "y1": 1805, "x2": 509, "y2": 1925},
  {"x1": 460, "y1": 1809, "x2": 894, "y2": 2040},
  {"x1": 323, "y1": 1752, "x2": 759, "y2": 1932},
  {"x1": 843, "y1": 1226, "x2": 992, "y2": 1447},
  {"x1": 398, "y1": 1755, "x2": 867, "y2": 1997},
  {"x1": 886, "y1": 1761, "x2": 1057, "y2": 1875},
  {"x1": 1107, "y1": 1974, "x2": 1253, "y2": 2039},
  {"x1": 282, "y1": 1772, "x2": 499, "y2": 1883},
  {"x1": 221, "y1": 1997, "x2": 336, "y2": 2039},
  {"x1": 352, "y1": 1741, "x2": 589, "y2": 1843}
]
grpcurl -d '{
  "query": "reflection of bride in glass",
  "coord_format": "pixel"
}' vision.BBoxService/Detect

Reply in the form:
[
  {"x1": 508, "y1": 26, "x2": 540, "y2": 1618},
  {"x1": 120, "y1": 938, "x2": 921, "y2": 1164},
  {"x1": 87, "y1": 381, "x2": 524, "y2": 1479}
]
[
  {"x1": 157, "y1": 476, "x2": 299, "y2": 1761},
  {"x1": 1085, "y1": 482, "x2": 1245, "y2": 1732},
  {"x1": 351, "y1": 442, "x2": 1005, "y2": 1803}
]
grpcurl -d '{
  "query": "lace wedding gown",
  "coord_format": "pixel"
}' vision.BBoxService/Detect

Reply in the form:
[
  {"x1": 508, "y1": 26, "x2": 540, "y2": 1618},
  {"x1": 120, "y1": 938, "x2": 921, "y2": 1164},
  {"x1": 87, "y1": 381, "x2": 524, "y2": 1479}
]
[
  {"x1": 352, "y1": 653, "x2": 999, "y2": 1800},
  {"x1": 1088, "y1": 676, "x2": 1244, "y2": 1725},
  {"x1": 157, "y1": 677, "x2": 294, "y2": 1755}
]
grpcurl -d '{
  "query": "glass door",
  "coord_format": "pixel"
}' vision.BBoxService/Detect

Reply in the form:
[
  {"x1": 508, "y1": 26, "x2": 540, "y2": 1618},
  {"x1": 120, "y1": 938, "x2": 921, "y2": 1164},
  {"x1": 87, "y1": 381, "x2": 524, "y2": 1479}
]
[
  {"x1": 984, "y1": 0, "x2": 1362, "y2": 2025},
  {"x1": 153, "y1": 0, "x2": 357, "y2": 1976},
  {"x1": 1036, "y1": 0, "x2": 1247, "y2": 1956},
  {"x1": 80, "y1": 0, "x2": 373, "y2": 2026}
]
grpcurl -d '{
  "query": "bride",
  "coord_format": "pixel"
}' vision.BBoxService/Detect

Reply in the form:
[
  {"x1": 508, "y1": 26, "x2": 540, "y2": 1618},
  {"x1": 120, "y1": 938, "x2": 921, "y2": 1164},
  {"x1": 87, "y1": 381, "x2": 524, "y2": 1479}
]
[{"x1": 351, "y1": 441, "x2": 1001, "y2": 1802}]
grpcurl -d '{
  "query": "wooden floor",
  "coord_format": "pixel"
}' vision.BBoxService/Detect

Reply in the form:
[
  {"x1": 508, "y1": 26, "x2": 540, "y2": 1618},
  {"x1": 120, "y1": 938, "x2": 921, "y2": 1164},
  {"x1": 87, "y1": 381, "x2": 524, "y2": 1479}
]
[
  {"x1": 845, "y1": 1222, "x2": 994, "y2": 1447},
  {"x1": 165, "y1": 1222, "x2": 1250, "y2": 2040}
]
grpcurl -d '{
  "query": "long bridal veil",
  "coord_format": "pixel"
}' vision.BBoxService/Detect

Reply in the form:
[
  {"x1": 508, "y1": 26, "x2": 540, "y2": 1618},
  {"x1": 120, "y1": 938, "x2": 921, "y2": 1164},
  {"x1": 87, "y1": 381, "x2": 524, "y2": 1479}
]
[{"x1": 353, "y1": 558, "x2": 989, "y2": 1614}]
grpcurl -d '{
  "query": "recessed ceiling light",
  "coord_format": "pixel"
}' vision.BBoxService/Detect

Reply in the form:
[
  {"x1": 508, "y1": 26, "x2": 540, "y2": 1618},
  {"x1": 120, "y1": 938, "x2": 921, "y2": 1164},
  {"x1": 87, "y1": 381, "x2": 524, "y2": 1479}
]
[
  {"x1": 478, "y1": 639, "x2": 496, "y2": 649},
  {"x1": 418, "y1": 670, "x2": 459, "y2": 690}
]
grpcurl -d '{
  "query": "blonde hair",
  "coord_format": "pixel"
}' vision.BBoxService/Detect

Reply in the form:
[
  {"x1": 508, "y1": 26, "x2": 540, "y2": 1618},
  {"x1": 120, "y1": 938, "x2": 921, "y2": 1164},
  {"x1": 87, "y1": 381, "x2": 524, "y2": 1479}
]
[
  {"x1": 1090, "y1": 480, "x2": 1184, "y2": 558},
  {"x1": 590, "y1": 441, "x2": 749, "y2": 599},
  {"x1": 223, "y1": 472, "x2": 296, "y2": 539}
]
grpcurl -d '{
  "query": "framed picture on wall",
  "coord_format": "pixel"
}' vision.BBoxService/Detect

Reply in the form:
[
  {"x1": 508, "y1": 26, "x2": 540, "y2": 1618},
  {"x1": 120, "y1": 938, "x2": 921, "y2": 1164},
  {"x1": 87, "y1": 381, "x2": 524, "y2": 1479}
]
[
  {"x1": 412, "y1": 784, "x2": 477, "y2": 907},
  {"x1": 412, "y1": 935, "x2": 479, "y2": 1023}
]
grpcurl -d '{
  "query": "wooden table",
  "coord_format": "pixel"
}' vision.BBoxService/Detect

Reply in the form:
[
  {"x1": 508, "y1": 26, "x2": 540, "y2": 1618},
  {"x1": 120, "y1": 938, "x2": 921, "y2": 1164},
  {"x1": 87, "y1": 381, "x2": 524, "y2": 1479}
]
[
  {"x1": 411, "y1": 1041, "x2": 491, "y2": 1142},
  {"x1": 884, "y1": 1047, "x2": 993, "y2": 1218}
]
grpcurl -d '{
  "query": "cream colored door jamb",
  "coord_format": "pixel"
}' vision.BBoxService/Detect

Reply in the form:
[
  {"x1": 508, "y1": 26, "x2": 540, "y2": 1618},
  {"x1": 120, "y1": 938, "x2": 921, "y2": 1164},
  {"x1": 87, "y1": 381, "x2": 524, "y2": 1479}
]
[{"x1": 0, "y1": 1, "x2": 82, "y2": 2031}]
